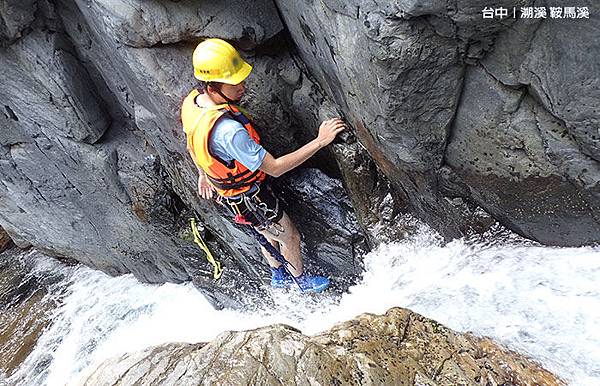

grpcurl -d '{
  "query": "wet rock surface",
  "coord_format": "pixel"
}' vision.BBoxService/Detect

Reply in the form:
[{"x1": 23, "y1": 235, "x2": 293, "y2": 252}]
[
  {"x1": 81, "y1": 307, "x2": 564, "y2": 386},
  {"x1": 275, "y1": 168, "x2": 369, "y2": 278},
  {"x1": 0, "y1": 248, "x2": 64, "y2": 379}
]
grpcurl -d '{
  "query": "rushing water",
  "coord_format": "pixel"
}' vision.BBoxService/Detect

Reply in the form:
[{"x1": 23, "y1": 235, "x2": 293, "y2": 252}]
[{"x1": 5, "y1": 224, "x2": 600, "y2": 385}]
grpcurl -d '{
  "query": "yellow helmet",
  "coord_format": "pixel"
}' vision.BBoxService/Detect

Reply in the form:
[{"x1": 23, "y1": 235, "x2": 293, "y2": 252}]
[{"x1": 192, "y1": 38, "x2": 252, "y2": 84}]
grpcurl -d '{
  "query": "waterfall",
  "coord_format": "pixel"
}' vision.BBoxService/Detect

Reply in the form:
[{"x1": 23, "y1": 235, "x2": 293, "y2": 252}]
[{"x1": 5, "y1": 225, "x2": 600, "y2": 385}]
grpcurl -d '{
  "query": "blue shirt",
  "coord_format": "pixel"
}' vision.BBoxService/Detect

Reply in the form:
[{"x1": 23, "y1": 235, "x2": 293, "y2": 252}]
[{"x1": 208, "y1": 116, "x2": 267, "y2": 172}]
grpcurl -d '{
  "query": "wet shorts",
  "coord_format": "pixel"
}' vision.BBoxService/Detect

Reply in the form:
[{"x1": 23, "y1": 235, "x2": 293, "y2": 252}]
[{"x1": 221, "y1": 183, "x2": 284, "y2": 228}]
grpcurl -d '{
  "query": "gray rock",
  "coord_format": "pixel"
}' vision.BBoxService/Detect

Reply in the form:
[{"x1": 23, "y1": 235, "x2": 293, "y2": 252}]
[
  {"x1": 276, "y1": 0, "x2": 461, "y2": 170},
  {"x1": 274, "y1": 0, "x2": 526, "y2": 239},
  {"x1": 481, "y1": 1, "x2": 600, "y2": 162},
  {"x1": 446, "y1": 65, "x2": 600, "y2": 245},
  {"x1": 82, "y1": 0, "x2": 283, "y2": 48},
  {"x1": 445, "y1": 1, "x2": 600, "y2": 245},
  {"x1": 0, "y1": 0, "x2": 37, "y2": 45},
  {"x1": 278, "y1": 0, "x2": 600, "y2": 245},
  {"x1": 275, "y1": 168, "x2": 369, "y2": 278},
  {"x1": 0, "y1": 28, "x2": 109, "y2": 144}
]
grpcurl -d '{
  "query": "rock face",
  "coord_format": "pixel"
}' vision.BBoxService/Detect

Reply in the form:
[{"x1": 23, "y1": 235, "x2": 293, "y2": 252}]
[
  {"x1": 445, "y1": 5, "x2": 600, "y2": 245},
  {"x1": 81, "y1": 0, "x2": 282, "y2": 49},
  {"x1": 0, "y1": 0, "x2": 599, "y2": 307},
  {"x1": 81, "y1": 307, "x2": 563, "y2": 386},
  {"x1": 276, "y1": 0, "x2": 600, "y2": 245},
  {"x1": 0, "y1": 0, "x2": 37, "y2": 45},
  {"x1": 275, "y1": 0, "x2": 518, "y2": 239}
]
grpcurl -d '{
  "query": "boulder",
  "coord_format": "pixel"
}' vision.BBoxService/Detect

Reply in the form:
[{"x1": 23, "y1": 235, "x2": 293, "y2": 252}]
[{"x1": 81, "y1": 307, "x2": 564, "y2": 385}]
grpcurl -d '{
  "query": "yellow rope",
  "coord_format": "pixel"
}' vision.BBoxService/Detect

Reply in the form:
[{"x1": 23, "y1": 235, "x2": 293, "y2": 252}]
[{"x1": 190, "y1": 218, "x2": 223, "y2": 280}]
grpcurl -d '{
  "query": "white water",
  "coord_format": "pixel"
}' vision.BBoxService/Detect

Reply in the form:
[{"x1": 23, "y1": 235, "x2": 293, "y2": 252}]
[{"x1": 8, "y1": 225, "x2": 600, "y2": 385}]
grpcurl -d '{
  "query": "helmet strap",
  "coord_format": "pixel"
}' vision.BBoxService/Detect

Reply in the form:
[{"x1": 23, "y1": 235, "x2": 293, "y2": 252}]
[{"x1": 208, "y1": 82, "x2": 240, "y2": 105}]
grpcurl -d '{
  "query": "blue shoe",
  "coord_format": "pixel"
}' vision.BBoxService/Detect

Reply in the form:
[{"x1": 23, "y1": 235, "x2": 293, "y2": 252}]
[
  {"x1": 270, "y1": 266, "x2": 293, "y2": 288},
  {"x1": 296, "y1": 274, "x2": 329, "y2": 293}
]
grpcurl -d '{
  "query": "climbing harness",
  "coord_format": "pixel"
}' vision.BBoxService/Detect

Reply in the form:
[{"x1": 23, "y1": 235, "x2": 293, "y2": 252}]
[
  {"x1": 223, "y1": 184, "x2": 284, "y2": 237},
  {"x1": 190, "y1": 217, "x2": 223, "y2": 280}
]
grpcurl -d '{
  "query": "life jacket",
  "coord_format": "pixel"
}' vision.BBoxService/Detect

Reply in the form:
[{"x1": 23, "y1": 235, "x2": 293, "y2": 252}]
[{"x1": 181, "y1": 89, "x2": 266, "y2": 197}]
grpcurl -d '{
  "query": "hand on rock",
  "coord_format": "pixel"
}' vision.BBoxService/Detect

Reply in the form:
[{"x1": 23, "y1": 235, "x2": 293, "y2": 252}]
[{"x1": 317, "y1": 118, "x2": 346, "y2": 146}]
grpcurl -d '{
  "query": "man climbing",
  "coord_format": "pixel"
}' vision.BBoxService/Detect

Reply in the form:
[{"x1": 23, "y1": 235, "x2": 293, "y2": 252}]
[{"x1": 181, "y1": 38, "x2": 346, "y2": 293}]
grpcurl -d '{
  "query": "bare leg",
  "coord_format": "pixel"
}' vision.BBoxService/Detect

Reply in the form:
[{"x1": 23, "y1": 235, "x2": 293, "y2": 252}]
[
  {"x1": 257, "y1": 212, "x2": 303, "y2": 277},
  {"x1": 260, "y1": 237, "x2": 281, "y2": 268}
]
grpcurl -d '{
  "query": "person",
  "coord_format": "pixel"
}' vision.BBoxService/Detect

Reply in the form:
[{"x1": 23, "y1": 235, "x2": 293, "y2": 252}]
[{"x1": 181, "y1": 38, "x2": 346, "y2": 293}]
